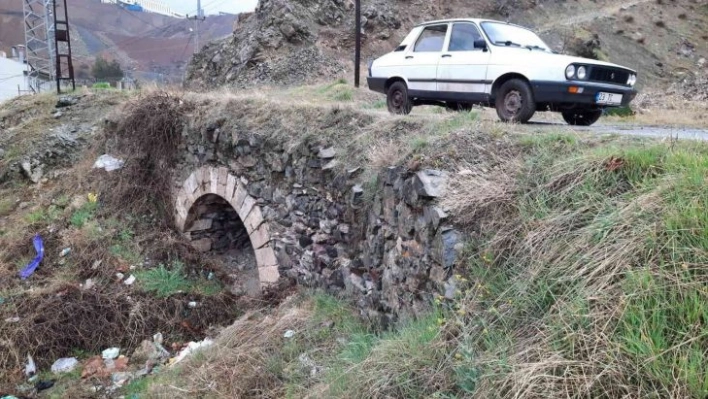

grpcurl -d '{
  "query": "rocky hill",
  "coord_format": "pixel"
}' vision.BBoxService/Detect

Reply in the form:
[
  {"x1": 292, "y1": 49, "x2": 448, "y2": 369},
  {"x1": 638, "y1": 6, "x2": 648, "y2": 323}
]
[{"x1": 186, "y1": 0, "x2": 708, "y2": 90}]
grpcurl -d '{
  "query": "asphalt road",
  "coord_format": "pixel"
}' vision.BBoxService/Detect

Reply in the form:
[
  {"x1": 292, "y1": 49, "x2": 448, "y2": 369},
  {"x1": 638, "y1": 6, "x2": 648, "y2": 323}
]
[{"x1": 524, "y1": 120, "x2": 708, "y2": 141}]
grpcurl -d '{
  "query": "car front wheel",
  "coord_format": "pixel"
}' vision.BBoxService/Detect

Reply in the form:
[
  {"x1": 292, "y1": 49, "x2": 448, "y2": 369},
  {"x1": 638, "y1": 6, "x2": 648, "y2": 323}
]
[
  {"x1": 561, "y1": 110, "x2": 603, "y2": 126},
  {"x1": 386, "y1": 81, "x2": 413, "y2": 115},
  {"x1": 495, "y1": 79, "x2": 536, "y2": 123}
]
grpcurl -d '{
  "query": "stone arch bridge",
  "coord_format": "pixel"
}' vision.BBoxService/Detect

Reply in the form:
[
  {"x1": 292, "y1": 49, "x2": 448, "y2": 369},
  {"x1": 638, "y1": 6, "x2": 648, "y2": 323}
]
[{"x1": 172, "y1": 129, "x2": 462, "y2": 321}]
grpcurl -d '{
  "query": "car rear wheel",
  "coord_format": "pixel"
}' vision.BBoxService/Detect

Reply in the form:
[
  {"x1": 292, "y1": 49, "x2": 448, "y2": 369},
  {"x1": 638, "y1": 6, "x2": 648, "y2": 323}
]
[
  {"x1": 386, "y1": 81, "x2": 413, "y2": 115},
  {"x1": 495, "y1": 79, "x2": 536, "y2": 123},
  {"x1": 561, "y1": 110, "x2": 603, "y2": 126}
]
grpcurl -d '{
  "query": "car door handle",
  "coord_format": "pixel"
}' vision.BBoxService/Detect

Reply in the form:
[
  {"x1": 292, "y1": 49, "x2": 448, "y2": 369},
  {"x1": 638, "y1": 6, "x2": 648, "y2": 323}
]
[
  {"x1": 405, "y1": 56, "x2": 414, "y2": 59},
  {"x1": 441, "y1": 54, "x2": 452, "y2": 58}
]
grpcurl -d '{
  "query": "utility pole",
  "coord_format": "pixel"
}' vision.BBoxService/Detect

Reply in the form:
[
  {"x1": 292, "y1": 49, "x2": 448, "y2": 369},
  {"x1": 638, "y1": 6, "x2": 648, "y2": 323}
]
[
  {"x1": 22, "y1": 0, "x2": 74, "y2": 94},
  {"x1": 53, "y1": 0, "x2": 75, "y2": 93},
  {"x1": 187, "y1": 14, "x2": 206, "y2": 54},
  {"x1": 354, "y1": 0, "x2": 361, "y2": 88}
]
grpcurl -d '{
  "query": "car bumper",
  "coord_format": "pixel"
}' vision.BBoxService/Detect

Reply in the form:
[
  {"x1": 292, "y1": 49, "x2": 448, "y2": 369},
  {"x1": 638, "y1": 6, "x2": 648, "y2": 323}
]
[
  {"x1": 367, "y1": 77, "x2": 387, "y2": 94},
  {"x1": 532, "y1": 81, "x2": 637, "y2": 107}
]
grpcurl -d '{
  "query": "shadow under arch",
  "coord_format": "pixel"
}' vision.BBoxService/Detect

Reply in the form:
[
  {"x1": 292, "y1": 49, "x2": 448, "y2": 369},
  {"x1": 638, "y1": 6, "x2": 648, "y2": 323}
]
[{"x1": 174, "y1": 166, "x2": 279, "y2": 290}]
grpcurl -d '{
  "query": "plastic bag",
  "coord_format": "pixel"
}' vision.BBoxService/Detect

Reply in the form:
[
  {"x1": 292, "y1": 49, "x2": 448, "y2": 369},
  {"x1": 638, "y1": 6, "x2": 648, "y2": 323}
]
[{"x1": 19, "y1": 234, "x2": 44, "y2": 280}]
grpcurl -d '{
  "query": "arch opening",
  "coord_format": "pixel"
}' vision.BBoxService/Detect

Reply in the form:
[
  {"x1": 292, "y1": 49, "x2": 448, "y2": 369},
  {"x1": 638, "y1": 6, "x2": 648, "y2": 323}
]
[{"x1": 185, "y1": 193, "x2": 260, "y2": 297}]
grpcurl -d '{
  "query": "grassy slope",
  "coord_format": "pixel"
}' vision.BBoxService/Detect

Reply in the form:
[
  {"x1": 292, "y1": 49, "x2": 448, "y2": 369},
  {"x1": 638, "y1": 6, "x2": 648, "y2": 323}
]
[
  {"x1": 128, "y1": 86, "x2": 708, "y2": 398},
  {"x1": 140, "y1": 133, "x2": 708, "y2": 399},
  {"x1": 1, "y1": 84, "x2": 708, "y2": 398}
]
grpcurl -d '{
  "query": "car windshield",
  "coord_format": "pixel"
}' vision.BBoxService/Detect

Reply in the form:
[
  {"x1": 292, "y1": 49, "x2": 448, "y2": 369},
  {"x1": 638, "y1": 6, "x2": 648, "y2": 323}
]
[{"x1": 481, "y1": 22, "x2": 550, "y2": 51}]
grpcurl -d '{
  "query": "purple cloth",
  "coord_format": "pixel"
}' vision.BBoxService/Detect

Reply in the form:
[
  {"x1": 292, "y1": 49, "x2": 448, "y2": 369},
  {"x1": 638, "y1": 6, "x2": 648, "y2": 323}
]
[{"x1": 19, "y1": 234, "x2": 44, "y2": 280}]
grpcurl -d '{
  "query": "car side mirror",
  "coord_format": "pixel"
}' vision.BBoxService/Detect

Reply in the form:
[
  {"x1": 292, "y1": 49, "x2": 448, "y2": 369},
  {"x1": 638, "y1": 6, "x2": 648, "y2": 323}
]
[{"x1": 474, "y1": 39, "x2": 487, "y2": 51}]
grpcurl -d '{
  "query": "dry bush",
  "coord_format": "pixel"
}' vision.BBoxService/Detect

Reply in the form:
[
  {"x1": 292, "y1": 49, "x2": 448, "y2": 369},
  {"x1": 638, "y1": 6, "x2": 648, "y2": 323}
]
[
  {"x1": 0, "y1": 286, "x2": 242, "y2": 380},
  {"x1": 99, "y1": 91, "x2": 190, "y2": 226},
  {"x1": 366, "y1": 138, "x2": 407, "y2": 169}
]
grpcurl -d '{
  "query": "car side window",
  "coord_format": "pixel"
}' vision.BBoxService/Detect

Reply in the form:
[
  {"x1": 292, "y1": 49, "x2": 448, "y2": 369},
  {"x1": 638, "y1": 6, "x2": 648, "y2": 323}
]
[
  {"x1": 413, "y1": 25, "x2": 448, "y2": 52},
  {"x1": 448, "y1": 23, "x2": 483, "y2": 52}
]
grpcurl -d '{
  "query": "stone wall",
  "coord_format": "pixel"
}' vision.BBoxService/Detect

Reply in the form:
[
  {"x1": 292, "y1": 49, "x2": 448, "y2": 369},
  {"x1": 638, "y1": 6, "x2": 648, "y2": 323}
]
[{"x1": 174, "y1": 124, "x2": 463, "y2": 324}]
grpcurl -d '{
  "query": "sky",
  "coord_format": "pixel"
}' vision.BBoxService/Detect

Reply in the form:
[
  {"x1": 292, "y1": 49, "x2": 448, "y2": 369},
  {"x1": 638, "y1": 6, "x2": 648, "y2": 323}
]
[{"x1": 161, "y1": 0, "x2": 258, "y2": 16}]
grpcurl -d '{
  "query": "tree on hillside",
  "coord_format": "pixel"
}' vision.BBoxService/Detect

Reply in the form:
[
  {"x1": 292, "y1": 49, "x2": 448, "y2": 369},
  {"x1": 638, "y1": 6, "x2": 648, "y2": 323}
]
[{"x1": 92, "y1": 56, "x2": 124, "y2": 82}]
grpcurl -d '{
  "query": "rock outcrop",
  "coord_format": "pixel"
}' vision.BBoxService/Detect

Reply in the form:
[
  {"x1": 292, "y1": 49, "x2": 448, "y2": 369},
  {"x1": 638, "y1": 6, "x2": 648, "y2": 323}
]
[{"x1": 185, "y1": 0, "x2": 404, "y2": 89}]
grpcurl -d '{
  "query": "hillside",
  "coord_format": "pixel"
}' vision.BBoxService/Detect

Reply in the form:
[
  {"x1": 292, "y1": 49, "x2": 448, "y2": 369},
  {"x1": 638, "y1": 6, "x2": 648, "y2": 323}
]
[
  {"x1": 0, "y1": 79, "x2": 707, "y2": 397},
  {"x1": 0, "y1": 0, "x2": 236, "y2": 81},
  {"x1": 186, "y1": 0, "x2": 708, "y2": 90}
]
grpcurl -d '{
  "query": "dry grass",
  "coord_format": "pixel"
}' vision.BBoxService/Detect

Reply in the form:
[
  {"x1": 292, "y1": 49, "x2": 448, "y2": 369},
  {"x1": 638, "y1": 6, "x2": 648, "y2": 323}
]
[
  {"x1": 444, "y1": 137, "x2": 708, "y2": 399},
  {"x1": 145, "y1": 296, "x2": 318, "y2": 399},
  {"x1": 2, "y1": 83, "x2": 708, "y2": 398},
  {"x1": 606, "y1": 92, "x2": 708, "y2": 128}
]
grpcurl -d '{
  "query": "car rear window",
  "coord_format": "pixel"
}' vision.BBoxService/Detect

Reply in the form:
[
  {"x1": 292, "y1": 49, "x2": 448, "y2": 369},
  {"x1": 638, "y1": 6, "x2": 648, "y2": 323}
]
[{"x1": 414, "y1": 25, "x2": 448, "y2": 52}]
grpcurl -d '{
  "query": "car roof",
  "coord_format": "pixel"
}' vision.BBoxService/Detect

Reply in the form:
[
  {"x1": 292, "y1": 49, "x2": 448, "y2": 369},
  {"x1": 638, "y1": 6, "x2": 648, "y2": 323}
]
[{"x1": 415, "y1": 18, "x2": 528, "y2": 29}]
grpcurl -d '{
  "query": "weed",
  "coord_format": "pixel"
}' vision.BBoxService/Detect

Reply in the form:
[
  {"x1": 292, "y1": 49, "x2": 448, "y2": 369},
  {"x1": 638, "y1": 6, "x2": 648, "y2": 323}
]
[
  {"x1": 70, "y1": 201, "x2": 97, "y2": 228},
  {"x1": 192, "y1": 278, "x2": 223, "y2": 296},
  {"x1": 109, "y1": 243, "x2": 141, "y2": 265},
  {"x1": 332, "y1": 87, "x2": 354, "y2": 101},
  {"x1": 363, "y1": 99, "x2": 387, "y2": 109},
  {"x1": 124, "y1": 377, "x2": 151, "y2": 397},
  {"x1": 136, "y1": 262, "x2": 190, "y2": 297},
  {"x1": 0, "y1": 198, "x2": 14, "y2": 217},
  {"x1": 24, "y1": 205, "x2": 62, "y2": 225},
  {"x1": 411, "y1": 136, "x2": 429, "y2": 151},
  {"x1": 437, "y1": 110, "x2": 480, "y2": 135},
  {"x1": 604, "y1": 106, "x2": 634, "y2": 117}
]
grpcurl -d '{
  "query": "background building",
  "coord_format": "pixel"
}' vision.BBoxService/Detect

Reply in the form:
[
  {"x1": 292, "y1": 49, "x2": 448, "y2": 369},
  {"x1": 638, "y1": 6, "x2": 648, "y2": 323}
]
[{"x1": 100, "y1": 0, "x2": 184, "y2": 18}]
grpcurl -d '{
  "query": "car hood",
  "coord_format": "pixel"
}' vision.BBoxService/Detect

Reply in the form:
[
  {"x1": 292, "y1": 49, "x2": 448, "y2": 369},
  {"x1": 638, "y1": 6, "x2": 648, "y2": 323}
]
[{"x1": 495, "y1": 48, "x2": 636, "y2": 73}]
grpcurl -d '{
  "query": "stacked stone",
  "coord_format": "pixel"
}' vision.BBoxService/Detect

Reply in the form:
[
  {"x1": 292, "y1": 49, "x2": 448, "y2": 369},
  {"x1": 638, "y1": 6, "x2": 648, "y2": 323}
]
[{"x1": 175, "y1": 129, "x2": 464, "y2": 322}]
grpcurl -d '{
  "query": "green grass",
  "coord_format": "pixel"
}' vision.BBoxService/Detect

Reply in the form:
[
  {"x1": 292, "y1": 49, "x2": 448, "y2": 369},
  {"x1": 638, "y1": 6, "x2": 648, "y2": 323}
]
[
  {"x1": 92, "y1": 82, "x2": 112, "y2": 89},
  {"x1": 70, "y1": 201, "x2": 97, "y2": 228},
  {"x1": 444, "y1": 138, "x2": 708, "y2": 398},
  {"x1": 135, "y1": 260, "x2": 222, "y2": 297},
  {"x1": 315, "y1": 79, "x2": 354, "y2": 102},
  {"x1": 323, "y1": 311, "x2": 449, "y2": 398},
  {"x1": 332, "y1": 87, "x2": 354, "y2": 101},
  {"x1": 24, "y1": 205, "x2": 62, "y2": 225},
  {"x1": 436, "y1": 110, "x2": 480, "y2": 135},
  {"x1": 617, "y1": 270, "x2": 708, "y2": 397},
  {"x1": 136, "y1": 262, "x2": 191, "y2": 297},
  {"x1": 123, "y1": 377, "x2": 151, "y2": 398}
]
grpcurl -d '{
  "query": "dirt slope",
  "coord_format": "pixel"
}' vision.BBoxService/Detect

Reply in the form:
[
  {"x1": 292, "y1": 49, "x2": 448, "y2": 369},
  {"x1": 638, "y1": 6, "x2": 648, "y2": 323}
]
[{"x1": 186, "y1": 0, "x2": 708, "y2": 90}]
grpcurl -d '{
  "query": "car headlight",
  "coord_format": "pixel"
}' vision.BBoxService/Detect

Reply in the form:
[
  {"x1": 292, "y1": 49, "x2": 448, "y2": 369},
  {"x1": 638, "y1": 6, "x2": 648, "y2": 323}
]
[
  {"x1": 565, "y1": 65, "x2": 576, "y2": 79},
  {"x1": 627, "y1": 74, "x2": 637, "y2": 86},
  {"x1": 577, "y1": 66, "x2": 587, "y2": 80}
]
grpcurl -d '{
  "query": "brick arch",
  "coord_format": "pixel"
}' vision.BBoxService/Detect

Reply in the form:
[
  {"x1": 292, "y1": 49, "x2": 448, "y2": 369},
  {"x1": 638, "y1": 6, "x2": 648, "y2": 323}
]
[{"x1": 174, "y1": 166, "x2": 279, "y2": 287}]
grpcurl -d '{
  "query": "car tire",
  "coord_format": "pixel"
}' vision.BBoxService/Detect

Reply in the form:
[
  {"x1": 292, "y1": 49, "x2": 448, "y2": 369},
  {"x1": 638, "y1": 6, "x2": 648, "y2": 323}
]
[
  {"x1": 495, "y1": 79, "x2": 536, "y2": 123},
  {"x1": 445, "y1": 102, "x2": 474, "y2": 112},
  {"x1": 561, "y1": 110, "x2": 603, "y2": 126},
  {"x1": 386, "y1": 81, "x2": 413, "y2": 115}
]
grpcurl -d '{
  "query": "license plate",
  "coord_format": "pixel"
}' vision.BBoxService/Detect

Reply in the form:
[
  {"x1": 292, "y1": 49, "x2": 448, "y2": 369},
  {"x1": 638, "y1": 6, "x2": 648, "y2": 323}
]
[{"x1": 596, "y1": 92, "x2": 623, "y2": 105}]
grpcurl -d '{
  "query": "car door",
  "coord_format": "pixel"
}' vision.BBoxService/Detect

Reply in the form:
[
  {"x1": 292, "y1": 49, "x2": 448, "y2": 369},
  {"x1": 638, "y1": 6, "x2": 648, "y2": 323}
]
[
  {"x1": 436, "y1": 22, "x2": 491, "y2": 101},
  {"x1": 402, "y1": 24, "x2": 449, "y2": 96}
]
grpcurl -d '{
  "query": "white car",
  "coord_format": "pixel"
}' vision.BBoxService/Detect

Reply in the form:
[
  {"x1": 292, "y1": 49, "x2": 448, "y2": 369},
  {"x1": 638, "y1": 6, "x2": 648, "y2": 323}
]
[{"x1": 367, "y1": 18, "x2": 638, "y2": 126}]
